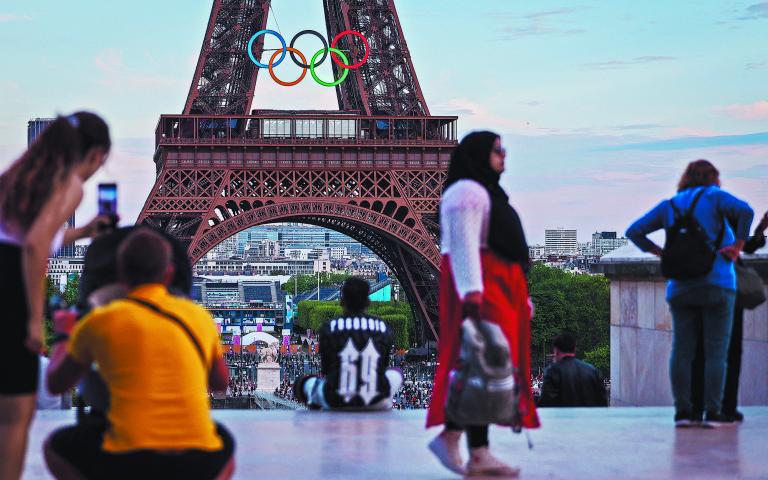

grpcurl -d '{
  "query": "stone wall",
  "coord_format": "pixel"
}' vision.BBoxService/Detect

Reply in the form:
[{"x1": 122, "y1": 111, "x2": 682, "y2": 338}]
[{"x1": 597, "y1": 245, "x2": 768, "y2": 406}]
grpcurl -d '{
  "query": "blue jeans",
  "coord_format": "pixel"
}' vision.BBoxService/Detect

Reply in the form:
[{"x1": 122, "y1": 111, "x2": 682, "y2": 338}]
[{"x1": 668, "y1": 286, "x2": 735, "y2": 414}]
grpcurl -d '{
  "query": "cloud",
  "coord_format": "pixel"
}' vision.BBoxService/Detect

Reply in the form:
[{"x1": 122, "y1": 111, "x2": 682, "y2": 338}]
[
  {"x1": 0, "y1": 13, "x2": 31, "y2": 22},
  {"x1": 717, "y1": 100, "x2": 768, "y2": 120},
  {"x1": 599, "y1": 132, "x2": 768, "y2": 151},
  {"x1": 613, "y1": 123, "x2": 671, "y2": 131},
  {"x1": 582, "y1": 56, "x2": 677, "y2": 70},
  {"x1": 94, "y1": 48, "x2": 180, "y2": 92},
  {"x1": 738, "y1": 2, "x2": 768, "y2": 20},
  {"x1": 432, "y1": 98, "x2": 541, "y2": 134},
  {"x1": 432, "y1": 98, "x2": 479, "y2": 116},
  {"x1": 496, "y1": 6, "x2": 587, "y2": 38},
  {"x1": 746, "y1": 60, "x2": 768, "y2": 69},
  {"x1": 500, "y1": 24, "x2": 585, "y2": 38},
  {"x1": 521, "y1": 7, "x2": 586, "y2": 19}
]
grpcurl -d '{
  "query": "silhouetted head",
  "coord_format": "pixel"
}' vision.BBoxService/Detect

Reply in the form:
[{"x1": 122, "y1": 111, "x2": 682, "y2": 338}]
[
  {"x1": 0, "y1": 111, "x2": 110, "y2": 230},
  {"x1": 118, "y1": 228, "x2": 175, "y2": 289},
  {"x1": 552, "y1": 333, "x2": 576, "y2": 358},
  {"x1": 444, "y1": 131, "x2": 505, "y2": 192},
  {"x1": 340, "y1": 277, "x2": 371, "y2": 315},
  {"x1": 677, "y1": 159, "x2": 720, "y2": 192}
]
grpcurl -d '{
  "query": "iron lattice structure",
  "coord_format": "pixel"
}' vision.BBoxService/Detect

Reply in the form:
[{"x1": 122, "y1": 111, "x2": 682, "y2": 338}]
[{"x1": 138, "y1": 0, "x2": 457, "y2": 340}]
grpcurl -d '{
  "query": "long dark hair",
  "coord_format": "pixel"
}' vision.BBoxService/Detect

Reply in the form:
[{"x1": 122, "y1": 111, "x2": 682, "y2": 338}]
[
  {"x1": 677, "y1": 159, "x2": 720, "y2": 192},
  {"x1": 0, "y1": 111, "x2": 111, "y2": 230}
]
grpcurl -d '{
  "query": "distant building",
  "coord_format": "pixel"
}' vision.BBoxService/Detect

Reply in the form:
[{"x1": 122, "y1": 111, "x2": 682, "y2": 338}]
[
  {"x1": 284, "y1": 248, "x2": 314, "y2": 260},
  {"x1": 529, "y1": 244, "x2": 545, "y2": 260},
  {"x1": 195, "y1": 258, "x2": 323, "y2": 276},
  {"x1": 192, "y1": 277, "x2": 286, "y2": 330},
  {"x1": 329, "y1": 246, "x2": 348, "y2": 259},
  {"x1": 29, "y1": 118, "x2": 76, "y2": 258},
  {"x1": 545, "y1": 228, "x2": 578, "y2": 255},
  {"x1": 347, "y1": 260, "x2": 387, "y2": 279},
  {"x1": 28, "y1": 118, "x2": 54, "y2": 146},
  {"x1": 313, "y1": 258, "x2": 332, "y2": 273},
  {"x1": 206, "y1": 235, "x2": 238, "y2": 260},
  {"x1": 578, "y1": 242, "x2": 593, "y2": 256},
  {"x1": 47, "y1": 257, "x2": 85, "y2": 292},
  {"x1": 591, "y1": 231, "x2": 628, "y2": 256},
  {"x1": 247, "y1": 239, "x2": 279, "y2": 258}
]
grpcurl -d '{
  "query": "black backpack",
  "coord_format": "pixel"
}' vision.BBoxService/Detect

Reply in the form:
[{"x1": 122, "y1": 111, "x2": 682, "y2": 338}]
[{"x1": 661, "y1": 188, "x2": 724, "y2": 280}]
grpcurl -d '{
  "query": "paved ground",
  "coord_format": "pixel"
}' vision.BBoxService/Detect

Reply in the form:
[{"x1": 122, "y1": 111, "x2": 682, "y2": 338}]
[{"x1": 23, "y1": 407, "x2": 768, "y2": 479}]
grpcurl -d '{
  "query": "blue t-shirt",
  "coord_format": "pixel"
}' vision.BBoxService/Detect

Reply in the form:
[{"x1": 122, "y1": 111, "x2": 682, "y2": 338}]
[{"x1": 626, "y1": 186, "x2": 753, "y2": 299}]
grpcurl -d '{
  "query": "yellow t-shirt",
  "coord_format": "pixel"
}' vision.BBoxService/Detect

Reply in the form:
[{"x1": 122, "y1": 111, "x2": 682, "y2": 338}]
[{"x1": 69, "y1": 284, "x2": 224, "y2": 453}]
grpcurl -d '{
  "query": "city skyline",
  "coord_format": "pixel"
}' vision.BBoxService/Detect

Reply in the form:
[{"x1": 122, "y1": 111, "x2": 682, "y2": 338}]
[{"x1": 1, "y1": 1, "x2": 767, "y2": 244}]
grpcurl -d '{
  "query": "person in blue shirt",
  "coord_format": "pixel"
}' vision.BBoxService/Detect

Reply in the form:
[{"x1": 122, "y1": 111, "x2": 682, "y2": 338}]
[{"x1": 626, "y1": 159, "x2": 753, "y2": 427}]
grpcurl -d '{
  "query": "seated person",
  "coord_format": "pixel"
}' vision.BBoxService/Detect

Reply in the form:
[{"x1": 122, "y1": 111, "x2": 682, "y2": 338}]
[
  {"x1": 294, "y1": 277, "x2": 402, "y2": 410},
  {"x1": 537, "y1": 333, "x2": 607, "y2": 407},
  {"x1": 44, "y1": 229, "x2": 234, "y2": 480},
  {"x1": 76, "y1": 225, "x2": 194, "y2": 419}
]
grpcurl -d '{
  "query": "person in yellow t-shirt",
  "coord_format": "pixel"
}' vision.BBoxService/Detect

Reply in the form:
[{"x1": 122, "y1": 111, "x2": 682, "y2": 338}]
[{"x1": 44, "y1": 228, "x2": 235, "y2": 480}]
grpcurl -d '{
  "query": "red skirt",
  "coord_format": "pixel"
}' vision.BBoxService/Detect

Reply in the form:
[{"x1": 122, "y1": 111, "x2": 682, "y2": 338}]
[{"x1": 426, "y1": 250, "x2": 540, "y2": 429}]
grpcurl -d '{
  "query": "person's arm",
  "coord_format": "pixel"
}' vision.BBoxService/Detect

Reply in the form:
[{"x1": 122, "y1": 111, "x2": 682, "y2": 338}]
[
  {"x1": 23, "y1": 176, "x2": 83, "y2": 353},
  {"x1": 46, "y1": 310, "x2": 90, "y2": 394},
  {"x1": 444, "y1": 182, "x2": 489, "y2": 320},
  {"x1": 717, "y1": 191, "x2": 754, "y2": 261},
  {"x1": 625, "y1": 201, "x2": 667, "y2": 256},
  {"x1": 744, "y1": 211, "x2": 768, "y2": 254},
  {"x1": 444, "y1": 182, "x2": 488, "y2": 301},
  {"x1": 537, "y1": 366, "x2": 560, "y2": 407},
  {"x1": 61, "y1": 214, "x2": 114, "y2": 246}
]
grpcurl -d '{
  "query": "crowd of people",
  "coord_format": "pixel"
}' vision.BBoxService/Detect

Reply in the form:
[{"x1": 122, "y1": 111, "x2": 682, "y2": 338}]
[{"x1": 227, "y1": 373, "x2": 256, "y2": 398}]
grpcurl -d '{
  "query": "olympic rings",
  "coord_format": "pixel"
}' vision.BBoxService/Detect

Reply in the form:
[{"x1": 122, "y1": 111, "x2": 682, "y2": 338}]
[
  {"x1": 330, "y1": 30, "x2": 370, "y2": 69},
  {"x1": 248, "y1": 30, "x2": 286, "y2": 69},
  {"x1": 245, "y1": 29, "x2": 369, "y2": 86},
  {"x1": 310, "y1": 48, "x2": 349, "y2": 87},
  {"x1": 289, "y1": 30, "x2": 328, "y2": 69},
  {"x1": 269, "y1": 48, "x2": 308, "y2": 87}
]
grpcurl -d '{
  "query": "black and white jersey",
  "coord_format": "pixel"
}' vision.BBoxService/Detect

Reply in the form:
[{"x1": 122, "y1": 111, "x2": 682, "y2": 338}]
[{"x1": 319, "y1": 315, "x2": 393, "y2": 408}]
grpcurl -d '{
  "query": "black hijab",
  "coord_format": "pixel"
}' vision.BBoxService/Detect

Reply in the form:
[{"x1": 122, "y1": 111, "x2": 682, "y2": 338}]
[{"x1": 444, "y1": 131, "x2": 530, "y2": 269}]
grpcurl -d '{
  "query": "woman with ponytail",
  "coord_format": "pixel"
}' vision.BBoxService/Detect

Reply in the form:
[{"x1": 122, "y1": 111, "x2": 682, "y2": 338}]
[{"x1": 0, "y1": 111, "x2": 111, "y2": 479}]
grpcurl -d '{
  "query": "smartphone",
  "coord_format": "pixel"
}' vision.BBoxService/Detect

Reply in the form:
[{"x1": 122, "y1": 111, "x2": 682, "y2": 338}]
[{"x1": 98, "y1": 183, "x2": 117, "y2": 216}]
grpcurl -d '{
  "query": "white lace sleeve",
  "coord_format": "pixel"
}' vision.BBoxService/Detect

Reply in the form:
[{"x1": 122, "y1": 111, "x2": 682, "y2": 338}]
[{"x1": 441, "y1": 180, "x2": 490, "y2": 300}]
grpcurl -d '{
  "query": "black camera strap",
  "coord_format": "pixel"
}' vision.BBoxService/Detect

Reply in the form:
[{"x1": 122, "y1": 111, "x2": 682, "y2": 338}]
[{"x1": 124, "y1": 297, "x2": 207, "y2": 367}]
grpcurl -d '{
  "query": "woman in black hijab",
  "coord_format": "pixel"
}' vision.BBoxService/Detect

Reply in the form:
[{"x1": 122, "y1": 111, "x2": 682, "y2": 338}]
[{"x1": 427, "y1": 132, "x2": 539, "y2": 476}]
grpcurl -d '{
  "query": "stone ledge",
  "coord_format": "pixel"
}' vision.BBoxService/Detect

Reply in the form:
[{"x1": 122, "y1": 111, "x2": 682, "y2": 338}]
[
  {"x1": 596, "y1": 244, "x2": 768, "y2": 280},
  {"x1": 23, "y1": 408, "x2": 768, "y2": 480}
]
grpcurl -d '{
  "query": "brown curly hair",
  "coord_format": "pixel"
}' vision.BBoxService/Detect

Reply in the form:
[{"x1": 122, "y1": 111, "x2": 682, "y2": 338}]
[
  {"x1": 677, "y1": 159, "x2": 720, "y2": 192},
  {"x1": 0, "y1": 112, "x2": 110, "y2": 230}
]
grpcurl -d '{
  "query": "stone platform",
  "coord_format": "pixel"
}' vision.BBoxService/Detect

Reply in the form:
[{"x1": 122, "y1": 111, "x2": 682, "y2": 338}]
[{"x1": 23, "y1": 407, "x2": 768, "y2": 479}]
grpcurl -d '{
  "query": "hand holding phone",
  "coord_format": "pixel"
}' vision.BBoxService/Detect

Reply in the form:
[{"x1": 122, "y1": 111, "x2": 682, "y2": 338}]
[{"x1": 97, "y1": 183, "x2": 118, "y2": 230}]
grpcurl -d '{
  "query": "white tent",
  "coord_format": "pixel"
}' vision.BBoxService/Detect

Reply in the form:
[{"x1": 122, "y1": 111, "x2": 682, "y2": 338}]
[{"x1": 241, "y1": 331, "x2": 280, "y2": 346}]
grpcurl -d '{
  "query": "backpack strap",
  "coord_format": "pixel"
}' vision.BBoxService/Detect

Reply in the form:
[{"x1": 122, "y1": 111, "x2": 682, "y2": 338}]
[
  {"x1": 669, "y1": 198, "x2": 682, "y2": 220},
  {"x1": 123, "y1": 297, "x2": 207, "y2": 367},
  {"x1": 685, "y1": 187, "x2": 708, "y2": 217}
]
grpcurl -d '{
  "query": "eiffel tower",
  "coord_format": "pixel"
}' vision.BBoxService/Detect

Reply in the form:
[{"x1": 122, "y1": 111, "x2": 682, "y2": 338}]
[{"x1": 137, "y1": 0, "x2": 458, "y2": 340}]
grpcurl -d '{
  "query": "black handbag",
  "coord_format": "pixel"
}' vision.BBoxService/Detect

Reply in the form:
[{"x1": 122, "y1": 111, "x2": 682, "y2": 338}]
[{"x1": 735, "y1": 262, "x2": 766, "y2": 310}]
